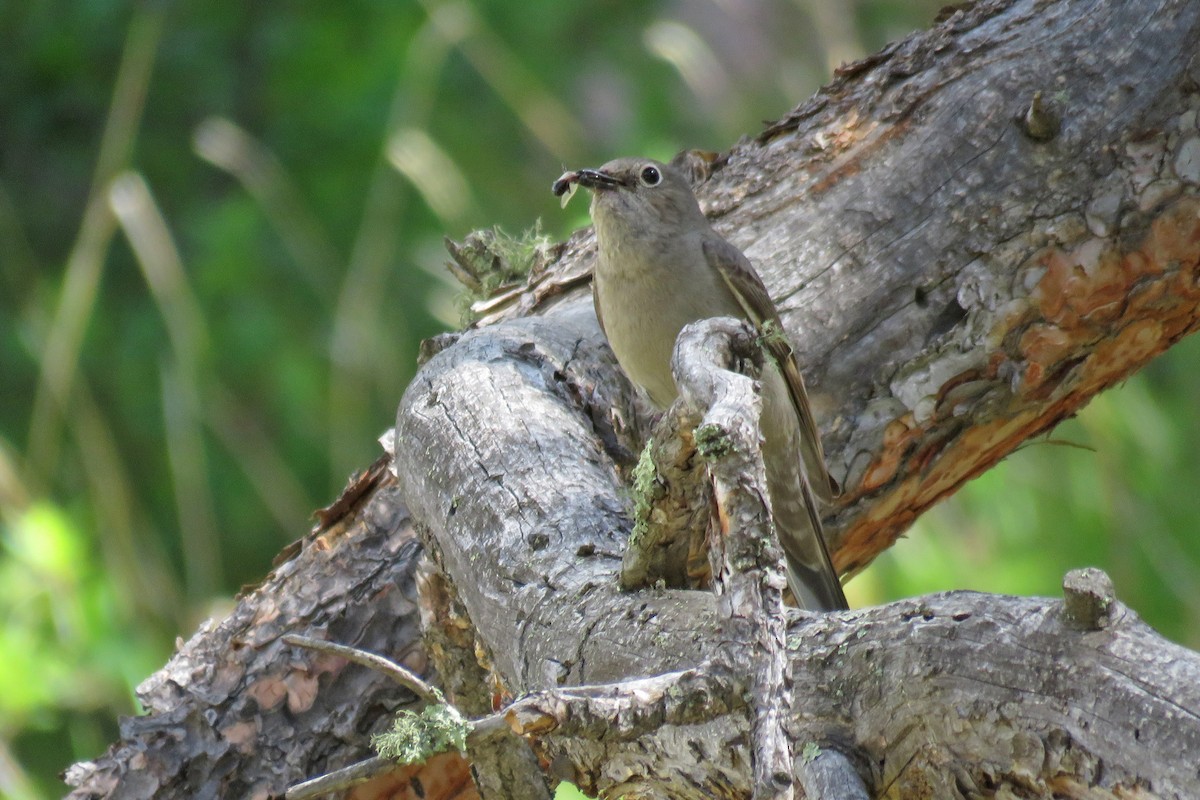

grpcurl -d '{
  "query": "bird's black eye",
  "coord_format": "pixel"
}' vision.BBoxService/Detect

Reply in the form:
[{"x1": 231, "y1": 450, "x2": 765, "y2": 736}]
[{"x1": 639, "y1": 165, "x2": 662, "y2": 187}]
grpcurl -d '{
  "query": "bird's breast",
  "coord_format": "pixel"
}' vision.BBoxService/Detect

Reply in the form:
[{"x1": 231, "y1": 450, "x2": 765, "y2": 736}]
[{"x1": 594, "y1": 239, "x2": 740, "y2": 408}]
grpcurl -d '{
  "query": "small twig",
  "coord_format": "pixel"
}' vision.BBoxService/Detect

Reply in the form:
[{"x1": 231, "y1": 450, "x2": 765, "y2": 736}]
[
  {"x1": 1012, "y1": 436, "x2": 1097, "y2": 454},
  {"x1": 285, "y1": 756, "x2": 393, "y2": 800},
  {"x1": 282, "y1": 635, "x2": 457, "y2": 799},
  {"x1": 282, "y1": 634, "x2": 443, "y2": 703}
]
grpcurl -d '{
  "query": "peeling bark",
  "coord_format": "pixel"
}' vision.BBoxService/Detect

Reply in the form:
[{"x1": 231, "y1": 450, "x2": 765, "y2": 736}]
[{"x1": 64, "y1": 1, "x2": 1200, "y2": 798}]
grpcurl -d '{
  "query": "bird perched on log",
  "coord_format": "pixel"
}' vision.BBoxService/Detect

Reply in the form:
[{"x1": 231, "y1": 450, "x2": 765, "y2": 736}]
[{"x1": 554, "y1": 155, "x2": 847, "y2": 611}]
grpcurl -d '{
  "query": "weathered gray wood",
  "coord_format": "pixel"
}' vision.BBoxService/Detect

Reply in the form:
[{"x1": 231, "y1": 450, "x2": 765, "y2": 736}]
[
  {"x1": 395, "y1": 291, "x2": 1200, "y2": 797},
  {"x1": 399, "y1": 299, "x2": 716, "y2": 689}
]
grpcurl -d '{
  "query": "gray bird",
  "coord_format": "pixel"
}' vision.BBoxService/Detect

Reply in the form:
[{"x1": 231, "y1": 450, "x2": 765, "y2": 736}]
[{"x1": 554, "y1": 156, "x2": 847, "y2": 611}]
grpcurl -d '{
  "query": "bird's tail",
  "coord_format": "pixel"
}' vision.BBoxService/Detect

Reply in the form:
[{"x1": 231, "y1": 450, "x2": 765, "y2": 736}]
[
  {"x1": 782, "y1": 524, "x2": 847, "y2": 612},
  {"x1": 766, "y1": 428, "x2": 847, "y2": 611},
  {"x1": 760, "y1": 366, "x2": 847, "y2": 611}
]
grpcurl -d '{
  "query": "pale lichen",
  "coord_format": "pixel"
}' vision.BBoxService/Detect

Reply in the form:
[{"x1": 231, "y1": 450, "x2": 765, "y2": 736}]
[
  {"x1": 629, "y1": 439, "x2": 663, "y2": 546},
  {"x1": 372, "y1": 704, "x2": 470, "y2": 765},
  {"x1": 694, "y1": 423, "x2": 733, "y2": 460},
  {"x1": 446, "y1": 222, "x2": 560, "y2": 324},
  {"x1": 800, "y1": 741, "x2": 823, "y2": 764}
]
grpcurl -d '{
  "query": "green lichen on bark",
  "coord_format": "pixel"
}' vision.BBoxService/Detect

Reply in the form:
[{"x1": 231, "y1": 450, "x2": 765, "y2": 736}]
[
  {"x1": 694, "y1": 423, "x2": 732, "y2": 460},
  {"x1": 372, "y1": 704, "x2": 470, "y2": 765},
  {"x1": 628, "y1": 438, "x2": 663, "y2": 548}
]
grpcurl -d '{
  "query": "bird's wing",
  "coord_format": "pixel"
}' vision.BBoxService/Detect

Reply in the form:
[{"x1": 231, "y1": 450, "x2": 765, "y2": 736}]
[
  {"x1": 591, "y1": 269, "x2": 607, "y2": 339},
  {"x1": 702, "y1": 236, "x2": 840, "y2": 503}
]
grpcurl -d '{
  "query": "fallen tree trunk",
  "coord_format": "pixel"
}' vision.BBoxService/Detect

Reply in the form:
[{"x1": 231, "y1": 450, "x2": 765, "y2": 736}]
[{"x1": 66, "y1": 0, "x2": 1200, "y2": 797}]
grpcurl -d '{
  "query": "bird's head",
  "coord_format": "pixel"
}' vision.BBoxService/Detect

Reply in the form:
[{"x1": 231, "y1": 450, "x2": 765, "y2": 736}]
[{"x1": 553, "y1": 157, "x2": 708, "y2": 243}]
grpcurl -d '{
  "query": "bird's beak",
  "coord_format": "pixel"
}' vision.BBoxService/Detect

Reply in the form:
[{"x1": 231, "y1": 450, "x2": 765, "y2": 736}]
[
  {"x1": 552, "y1": 167, "x2": 622, "y2": 204},
  {"x1": 574, "y1": 168, "x2": 622, "y2": 191}
]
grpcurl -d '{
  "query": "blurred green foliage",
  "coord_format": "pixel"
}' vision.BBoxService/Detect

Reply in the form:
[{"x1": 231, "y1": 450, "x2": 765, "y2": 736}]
[
  {"x1": 555, "y1": 781, "x2": 590, "y2": 800},
  {"x1": 0, "y1": 1, "x2": 1195, "y2": 797}
]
